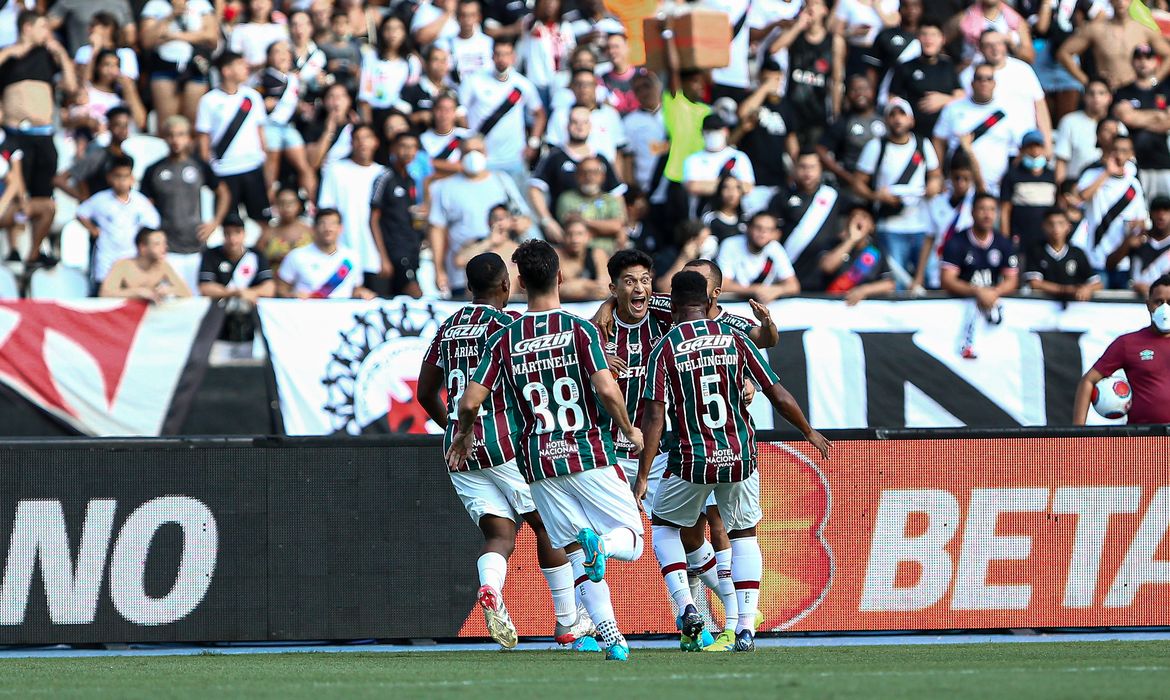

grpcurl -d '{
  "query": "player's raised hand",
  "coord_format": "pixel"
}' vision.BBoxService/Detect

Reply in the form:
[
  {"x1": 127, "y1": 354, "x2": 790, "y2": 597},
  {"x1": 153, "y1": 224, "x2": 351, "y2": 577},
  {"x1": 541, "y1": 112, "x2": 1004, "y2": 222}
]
[
  {"x1": 446, "y1": 431, "x2": 473, "y2": 470},
  {"x1": 805, "y1": 429, "x2": 832, "y2": 461},
  {"x1": 748, "y1": 299, "x2": 772, "y2": 326},
  {"x1": 623, "y1": 426, "x2": 645, "y2": 455}
]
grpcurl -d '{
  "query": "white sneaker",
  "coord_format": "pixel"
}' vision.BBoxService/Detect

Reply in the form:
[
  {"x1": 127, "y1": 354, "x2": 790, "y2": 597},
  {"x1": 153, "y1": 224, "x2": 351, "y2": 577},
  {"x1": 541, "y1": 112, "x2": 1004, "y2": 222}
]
[
  {"x1": 478, "y1": 584, "x2": 518, "y2": 649},
  {"x1": 554, "y1": 604, "x2": 596, "y2": 644}
]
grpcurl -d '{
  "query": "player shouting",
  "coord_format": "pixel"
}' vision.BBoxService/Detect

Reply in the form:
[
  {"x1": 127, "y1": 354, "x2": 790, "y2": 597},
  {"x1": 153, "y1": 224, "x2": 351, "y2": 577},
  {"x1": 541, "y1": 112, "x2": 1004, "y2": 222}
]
[
  {"x1": 638, "y1": 270, "x2": 831, "y2": 652},
  {"x1": 448, "y1": 241, "x2": 646, "y2": 662},
  {"x1": 418, "y1": 253, "x2": 596, "y2": 651}
]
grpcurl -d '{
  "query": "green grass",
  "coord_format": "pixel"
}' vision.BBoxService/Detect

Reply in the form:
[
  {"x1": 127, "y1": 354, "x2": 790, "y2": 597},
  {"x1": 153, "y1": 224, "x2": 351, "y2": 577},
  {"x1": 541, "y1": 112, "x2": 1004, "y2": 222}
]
[{"x1": 0, "y1": 641, "x2": 1166, "y2": 699}]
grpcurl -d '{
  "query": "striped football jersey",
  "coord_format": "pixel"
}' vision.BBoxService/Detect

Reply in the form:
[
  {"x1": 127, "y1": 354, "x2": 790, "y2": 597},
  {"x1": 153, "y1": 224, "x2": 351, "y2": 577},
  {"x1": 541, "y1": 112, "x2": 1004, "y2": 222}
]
[
  {"x1": 472, "y1": 310, "x2": 618, "y2": 483},
  {"x1": 602, "y1": 310, "x2": 671, "y2": 458},
  {"x1": 422, "y1": 304, "x2": 521, "y2": 471},
  {"x1": 648, "y1": 293, "x2": 758, "y2": 338},
  {"x1": 643, "y1": 319, "x2": 780, "y2": 483}
]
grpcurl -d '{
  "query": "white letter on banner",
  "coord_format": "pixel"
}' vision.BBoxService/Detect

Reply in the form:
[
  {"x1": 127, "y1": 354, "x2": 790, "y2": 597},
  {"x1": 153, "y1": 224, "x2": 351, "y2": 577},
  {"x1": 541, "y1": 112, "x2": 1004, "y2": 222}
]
[
  {"x1": 860, "y1": 489, "x2": 959, "y2": 611},
  {"x1": 0, "y1": 499, "x2": 116, "y2": 625},
  {"x1": 1053, "y1": 487, "x2": 1141, "y2": 608},
  {"x1": 109, "y1": 496, "x2": 218, "y2": 626},
  {"x1": 953, "y1": 488, "x2": 1048, "y2": 610},
  {"x1": 1105, "y1": 486, "x2": 1170, "y2": 608}
]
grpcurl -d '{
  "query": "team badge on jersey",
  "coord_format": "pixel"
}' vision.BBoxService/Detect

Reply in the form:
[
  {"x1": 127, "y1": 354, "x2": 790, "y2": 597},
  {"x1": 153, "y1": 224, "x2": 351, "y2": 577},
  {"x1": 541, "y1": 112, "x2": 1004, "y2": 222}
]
[{"x1": 1140, "y1": 349, "x2": 1155, "y2": 361}]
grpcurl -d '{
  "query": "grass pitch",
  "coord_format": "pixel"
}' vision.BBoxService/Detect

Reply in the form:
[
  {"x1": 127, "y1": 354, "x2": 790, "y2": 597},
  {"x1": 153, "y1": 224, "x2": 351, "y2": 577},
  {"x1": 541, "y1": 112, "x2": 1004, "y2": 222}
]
[{"x1": 0, "y1": 640, "x2": 1166, "y2": 699}]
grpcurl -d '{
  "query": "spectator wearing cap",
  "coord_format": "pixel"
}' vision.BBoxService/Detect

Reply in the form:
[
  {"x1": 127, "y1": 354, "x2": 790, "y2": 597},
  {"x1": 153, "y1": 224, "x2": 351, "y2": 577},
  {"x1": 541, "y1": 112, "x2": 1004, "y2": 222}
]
[
  {"x1": 1024, "y1": 207, "x2": 1101, "y2": 302},
  {"x1": 855, "y1": 97, "x2": 941, "y2": 289},
  {"x1": 99, "y1": 228, "x2": 191, "y2": 301},
  {"x1": 1113, "y1": 43, "x2": 1170, "y2": 200},
  {"x1": 199, "y1": 213, "x2": 276, "y2": 341},
  {"x1": 817, "y1": 74, "x2": 883, "y2": 198},
  {"x1": 959, "y1": 30, "x2": 1052, "y2": 156},
  {"x1": 1000, "y1": 130, "x2": 1057, "y2": 253},
  {"x1": 934, "y1": 62, "x2": 1022, "y2": 197},
  {"x1": 1124, "y1": 196, "x2": 1170, "y2": 297},
  {"x1": 681, "y1": 114, "x2": 755, "y2": 218},
  {"x1": 888, "y1": 20, "x2": 964, "y2": 141}
]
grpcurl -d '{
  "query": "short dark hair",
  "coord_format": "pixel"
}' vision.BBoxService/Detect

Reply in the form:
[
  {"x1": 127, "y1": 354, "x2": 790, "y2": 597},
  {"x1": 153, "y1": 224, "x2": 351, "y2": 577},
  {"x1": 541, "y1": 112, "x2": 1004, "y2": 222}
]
[
  {"x1": 1043, "y1": 207, "x2": 1070, "y2": 223},
  {"x1": 748, "y1": 210, "x2": 779, "y2": 228},
  {"x1": 918, "y1": 20, "x2": 944, "y2": 34},
  {"x1": 94, "y1": 48, "x2": 120, "y2": 68},
  {"x1": 493, "y1": 36, "x2": 516, "y2": 49},
  {"x1": 106, "y1": 106, "x2": 131, "y2": 124},
  {"x1": 683, "y1": 259, "x2": 723, "y2": 287},
  {"x1": 215, "y1": 51, "x2": 245, "y2": 72},
  {"x1": 466, "y1": 252, "x2": 507, "y2": 296},
  {"x1": 1059, "y1": 178, "x2": 1080, "y2": 196},
  {"x1": 1151, "y1": 275, "x2": 1170, "y2": 297},
  {"x1": 671, "y1": 270, "x2": 708, "y2": 309},
  {"x1": 135, "y1": 228, "x2": 162, "y2": 247},
  {"x1": 973, "y1": 191, "x2": 998, "y2": 208},
  {"x1": 316, "y1": 207, "x2": 342, "y2": 223},
  {"x1": 512, "y1": 240, "x2": 560, "y2": 294},
  {"x1": 108, "y1": 154, "x2": 134, "y2": 173},
  {"x1": 90, "y1": 12, "x2": 119, "y2": 30},
  {"x1": 17, "y1": 10, "x2": 39, "y2": 31},
  {"x1": 607, "y1": 249, "x2": 653, "y2": 282},
  {"x1": 353, "y1": 122, "x2": 379, "y2": 141},
  {"x1": 571, "y1": 68, "x2": 596, "y2": 83},
  {"x1": 487, "y1": 203, "x2": 510, "y2": 222}
]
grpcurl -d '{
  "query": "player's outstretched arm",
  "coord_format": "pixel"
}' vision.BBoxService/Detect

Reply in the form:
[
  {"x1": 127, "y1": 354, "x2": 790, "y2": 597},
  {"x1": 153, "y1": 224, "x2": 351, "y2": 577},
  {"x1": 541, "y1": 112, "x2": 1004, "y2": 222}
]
[
  {"x1": 635, "y1": 400, "x2": 666, "y2": 507},
  {"x1": 591, "y1": 370, "x2": 643, "y2": 454},
  {"x1": 417, "y1": 363, "x2": 449, "y2": 429},
  {"x1": 747, "y1": 299, "x2": 779, "y2": 349},
  {"x1": 763, "y1": 382, "x2": 831, "y2": 460},
  {"x1": 446, "y1": 381, "x2": 491, "y2": 469},
  {"x1": 1072, "y1": 368, "x2": 1104, "y2": 426}
]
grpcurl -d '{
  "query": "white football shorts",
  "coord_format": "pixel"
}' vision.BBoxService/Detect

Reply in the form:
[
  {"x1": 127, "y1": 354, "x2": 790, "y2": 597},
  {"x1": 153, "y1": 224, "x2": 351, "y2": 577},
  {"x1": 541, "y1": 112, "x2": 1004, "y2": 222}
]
[
  {"x1": 449, "y1": 459, "x2": 535, "y2": 524},
  {"x1": 529, "y1": 466, "x2": 644, "y2": 549},
  {"x1": 652, "y1": 470, "x2": 762, "y2": 531}
]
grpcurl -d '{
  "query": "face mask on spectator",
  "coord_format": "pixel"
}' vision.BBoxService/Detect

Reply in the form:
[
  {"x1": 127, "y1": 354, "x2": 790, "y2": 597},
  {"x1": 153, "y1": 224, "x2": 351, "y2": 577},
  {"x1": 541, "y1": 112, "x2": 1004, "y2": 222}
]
[
  {"x1": 703, "y1": 131, "x2": 726, "y2": 152},
  {"x1": 1153, "y1": 302, "x2": 1170, "y2": 333},
  {"x1": 463, "y1": 150, "x2": 487, "y2": 175},
  {"x1": 1022, "y1": 155, "x2": 1047, "y2": 171}
]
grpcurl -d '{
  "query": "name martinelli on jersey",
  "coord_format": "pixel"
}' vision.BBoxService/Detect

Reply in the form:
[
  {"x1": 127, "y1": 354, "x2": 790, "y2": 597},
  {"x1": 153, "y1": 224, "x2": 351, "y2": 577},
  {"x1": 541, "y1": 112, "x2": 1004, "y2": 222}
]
[{"x1": 512, "y1": 354, "x2": 578, "y2": 375}]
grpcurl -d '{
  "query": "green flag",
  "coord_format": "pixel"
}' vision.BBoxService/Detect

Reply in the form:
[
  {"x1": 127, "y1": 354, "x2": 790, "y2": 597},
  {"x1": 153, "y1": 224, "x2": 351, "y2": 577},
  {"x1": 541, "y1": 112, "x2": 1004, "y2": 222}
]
[{"x1": 1130, "y1": 0, "x2": 1160, "y2": 32}]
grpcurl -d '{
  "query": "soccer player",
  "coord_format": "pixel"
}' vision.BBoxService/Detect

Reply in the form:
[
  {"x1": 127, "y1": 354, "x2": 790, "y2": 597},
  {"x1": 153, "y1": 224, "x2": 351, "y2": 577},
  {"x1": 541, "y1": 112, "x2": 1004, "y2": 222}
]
[
  {"x1": 448, "y1": 240, "x2": 646, "y2": 661},
  {"x1": 639, "y1": 270, "x2": 831, "y2": 652},
  {"x1": 418, "y1": 253, "x2": 596, "y2": 651}
]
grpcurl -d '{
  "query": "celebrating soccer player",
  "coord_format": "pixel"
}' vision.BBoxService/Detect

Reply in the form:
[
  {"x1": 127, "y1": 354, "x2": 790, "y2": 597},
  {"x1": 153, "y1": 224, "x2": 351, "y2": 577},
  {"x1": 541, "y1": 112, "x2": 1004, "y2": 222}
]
[
  {"x1": 418, "y1": 253, "x2": 597, "y2": 651},
  {"x1": 638, "y1": 270, "x2": 831, "y2": 652},
  {"x1": 447, "y1": 241, "x2": 646, "y2": 662}
]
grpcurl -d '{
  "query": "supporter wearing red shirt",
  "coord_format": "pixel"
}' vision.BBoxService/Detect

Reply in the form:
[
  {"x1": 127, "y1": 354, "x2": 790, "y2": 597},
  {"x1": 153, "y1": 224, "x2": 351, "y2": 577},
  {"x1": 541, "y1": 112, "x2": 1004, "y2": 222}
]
[{"x1": 1074, "y1": 275, "x2": 1170, "y2": 425}]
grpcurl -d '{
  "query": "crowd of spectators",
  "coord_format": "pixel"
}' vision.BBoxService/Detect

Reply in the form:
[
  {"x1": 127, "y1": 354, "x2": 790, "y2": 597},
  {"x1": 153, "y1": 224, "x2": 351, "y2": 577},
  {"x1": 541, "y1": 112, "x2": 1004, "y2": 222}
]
[{"x1": 1, "y1": 0, "x2": 1170, "y2": 327}]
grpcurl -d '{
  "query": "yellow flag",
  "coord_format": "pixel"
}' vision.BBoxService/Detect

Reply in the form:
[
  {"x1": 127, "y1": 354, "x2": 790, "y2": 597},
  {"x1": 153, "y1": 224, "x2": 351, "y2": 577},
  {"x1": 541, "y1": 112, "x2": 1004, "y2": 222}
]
[{"x1": 1130, "y1": 0, "x2": 1160, "y2": 32}]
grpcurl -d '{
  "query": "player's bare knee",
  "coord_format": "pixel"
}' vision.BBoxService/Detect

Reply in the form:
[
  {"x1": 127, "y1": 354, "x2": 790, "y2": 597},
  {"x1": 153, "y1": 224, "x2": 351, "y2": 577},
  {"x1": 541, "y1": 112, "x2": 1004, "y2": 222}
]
[{"x1": 728, "y1": 526, "x2": 757, "y2": 539}]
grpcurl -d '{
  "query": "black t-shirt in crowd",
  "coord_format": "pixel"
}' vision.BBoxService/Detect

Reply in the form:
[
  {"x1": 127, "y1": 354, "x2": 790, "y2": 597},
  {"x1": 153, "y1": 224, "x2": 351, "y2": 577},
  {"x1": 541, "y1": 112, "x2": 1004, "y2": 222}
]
[
  {"x1": 942, "y1": 229, "x2": 1019, "y2": 285},
  {"x1": 1024, "y1": 243, "x2": 1096, "y2": 286},
  {"x1": 1113, "y1": 81, "x2": 1170, "y2": 170},
  {"x1": 889, "y1": 54, "x2": 962, "y2": 139},
  {"x1": 701, "y1": 210, "x2": 746, "y2": 241},
  {"x1": 738, "y1": 94, "x2": 792, "y2": 187},
  {"x1": 999, "y1": 163, "x2": 1057, "y2": 251},
  {"x1": 0, "y1": 46, "x2": 56, "y2": 92},
  {"x1": 198, "y1": 246, "x2": 273, "y2": 288},
  {"x1": 785, "y1": 33, "x2": 833, "y2": 131},
  {"x1": 865, "y1": 26, "x2": 917, "y2": 87},
  {"x1": 770, "y1": 184, "x2": 843, "y2": 290},
  {"x1": 1131, "y1": 233, "x2": 1170, "y2": 275},
  {"x1": 820, "y1": 110, "x2": 886, "y2": 172},
  {"x1": 530, "y1": 147, "x2": 623, "y2": 208},
  {"x1": 370, "y1": 164, "x2": 421, "y2": 257}
]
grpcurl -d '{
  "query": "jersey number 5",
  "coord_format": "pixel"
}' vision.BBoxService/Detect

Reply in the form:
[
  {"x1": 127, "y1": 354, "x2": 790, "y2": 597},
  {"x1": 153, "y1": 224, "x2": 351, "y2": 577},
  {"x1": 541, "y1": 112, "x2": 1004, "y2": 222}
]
[{"x1": 700, "y1": 374, "x2": 728, "y2": 430}]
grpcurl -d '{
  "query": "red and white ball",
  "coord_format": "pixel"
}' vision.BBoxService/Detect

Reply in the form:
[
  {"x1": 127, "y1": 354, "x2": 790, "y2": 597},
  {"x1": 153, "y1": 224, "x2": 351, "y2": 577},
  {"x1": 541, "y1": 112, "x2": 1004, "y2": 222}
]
[{"x1": 1091, "y1": 377, "x2": 1133, "y2": 419}]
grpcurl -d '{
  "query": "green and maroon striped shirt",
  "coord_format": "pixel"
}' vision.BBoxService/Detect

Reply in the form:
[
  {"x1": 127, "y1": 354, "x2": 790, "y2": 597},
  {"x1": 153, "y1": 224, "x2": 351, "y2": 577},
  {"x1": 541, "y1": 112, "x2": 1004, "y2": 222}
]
[
  {"x1": 643, "y1": 319, "x2": 780, "y2": 483},
  {"x1": 472, "y1": 310, "x2": 618, "y2": 483},
  {"x1": 422, "y1": 304, "x2": 521, "y2": 471},
  {"x1": 601, "y1": 310, "x2": 670, "y2": 458}
]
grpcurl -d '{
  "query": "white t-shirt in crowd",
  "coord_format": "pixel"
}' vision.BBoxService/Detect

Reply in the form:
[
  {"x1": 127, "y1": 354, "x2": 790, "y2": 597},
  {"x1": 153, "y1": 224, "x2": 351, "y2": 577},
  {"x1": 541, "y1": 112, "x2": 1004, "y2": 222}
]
[
  {"x1": 458, "y1": 70, "x2": 542, "y2": 168},
  {"x1": 622, "y1": 107, "x2": 668, "y2": 193},
  {"x1": 546, "y1": 104, "x2": 628, "y2": 165},
  {"x1": 73, "y1": 45, "x2": 140, "y2": 80},
  {"x1": 716, "y1": 234, "x2": 796, "y2": 287},
  {"x1": 703, "y1": 0, "x2": 753, "y2": 89},
  {"x1": 318, "y1": 159, "x2": 386, "y2": 274},
  {"x1": 959, "y1": 57, "x2": 1044, "y2": 132},
  {"x1": 229, "y1": 21, "x2": 289, "y2": 66},
  {"x1": 77, "y1": 190, "x2": 162, "y2": 281},
  {"x1": 140, "y1": 0, "x2": 215, "y2": 67},
  {"x1": 410, "y1": 1, "x2": 459, "y2": 44},
  {"x1": 517, "y1": 18, "x2": 576, "y2": 88},
  {"x1": 1054, "y1": 110, "x2": 1102, "y2": 180},
  {"x1": 856, "y1": 135, "x2": 940, "y2": 234},
  {"x1": 195, "y1": 86, "x2": 268, "y2": 176},
  {"x1": 682, "y1": 147, "x2": 756, "y2": 186},
  {"x1": 445, "y1": 30, "x2": 494, "y2": 83},
  {"x1": 933, "y1": 97, "x2": 1022, "y2": 196},
  {"x1": 834, "y1": 0, "x2": 900, "y2": 47},
  {"x1": 421, "y1": 127, "x2": 471, "y2": 164},
  {"x1": 358, "y1": 50, "x2": 420, "y2": 111},
  {"x1": 428, "y1": 172, "x2": 531, "y2": 289},
  {"x1": 278, "y1": 243, "x2": 365, "y2": 298},
  {"x1": 1072, "y1": 166, "x2": 1148, "y2": 270},
  {"x1": 0, "y1": 0, "x2": 34, "y2": 49}
]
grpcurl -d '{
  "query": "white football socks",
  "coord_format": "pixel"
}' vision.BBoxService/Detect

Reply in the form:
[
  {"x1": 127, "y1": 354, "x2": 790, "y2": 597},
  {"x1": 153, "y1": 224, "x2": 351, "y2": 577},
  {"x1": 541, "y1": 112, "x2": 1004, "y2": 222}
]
[
  {"x1": 568, "y1": 549, "x2": 622, "y2": 647},
  {"x1": 477, "y1": 552, "x2": 507, "y2": 593},
  {"x1": 731, "y1": 536, "x2": 762, "y2": 634},
  {"x1": 601, "y1": 526, "x2": 643, "y2": 561},
  {"x1": 714, "y1": 547, "x2": 739, "y2": 631},
  {"x1": 651, "y1": 525, "x2": 694, "y2": 611},
  {"x1": 541, "y1": 562, "x2": 577, "y2": 627}
]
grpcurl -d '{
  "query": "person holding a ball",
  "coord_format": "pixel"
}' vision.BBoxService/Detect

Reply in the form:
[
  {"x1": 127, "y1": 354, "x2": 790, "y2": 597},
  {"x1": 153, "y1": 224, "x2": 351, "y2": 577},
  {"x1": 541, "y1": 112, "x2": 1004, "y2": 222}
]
[{"x1": 1074, "y1": 275, "x2": 1170, "y2": 424}]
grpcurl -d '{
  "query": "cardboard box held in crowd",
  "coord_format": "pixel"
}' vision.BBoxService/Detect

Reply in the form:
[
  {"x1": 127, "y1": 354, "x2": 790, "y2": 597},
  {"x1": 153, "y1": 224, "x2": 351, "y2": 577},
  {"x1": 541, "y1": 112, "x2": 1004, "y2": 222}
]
[{"x1": 642, "y1": 7, "x2": 731, "y2": 72}]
